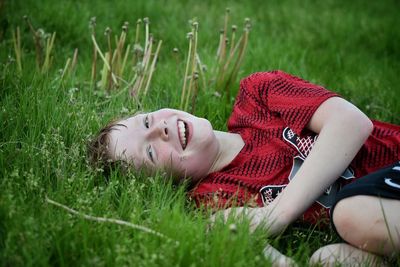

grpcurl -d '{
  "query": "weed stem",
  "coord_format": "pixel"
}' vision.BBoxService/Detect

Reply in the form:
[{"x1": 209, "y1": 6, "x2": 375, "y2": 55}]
[
  {"x1": 91, "y1": 35, "x2": 118, "y2": 85},
  {"x1": 180, "y1": 32, "x2": 193, "y2": 109},
  {"x1": 45, "y1": 197, "x2": 178, "y2": 245},
  {"x1": 144, "y1": 40, "x2": 162, "y2": 95},
  {"x1": 12, "y1": 27, "x2": 22, "y2": 73}
]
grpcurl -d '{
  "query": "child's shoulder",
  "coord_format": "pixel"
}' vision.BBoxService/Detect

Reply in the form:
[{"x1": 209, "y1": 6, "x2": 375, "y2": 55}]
[
  {"x1": 240, "y1": 70, "x2": 325, "y2": 93},
  {"x1": 238, "y1": 70, "x2": 291, "y2": 94},
  {"x1": 240, "y1": 70, "x2": 296, "y2": 87},
  {"x1": 241, "y1": 70, "x2": 284, "y2": 81}
]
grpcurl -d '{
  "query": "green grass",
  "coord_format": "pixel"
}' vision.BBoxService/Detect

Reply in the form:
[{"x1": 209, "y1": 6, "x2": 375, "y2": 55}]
[{"x1": 1, "y1": 0, "x2": 400, "y2": 266}]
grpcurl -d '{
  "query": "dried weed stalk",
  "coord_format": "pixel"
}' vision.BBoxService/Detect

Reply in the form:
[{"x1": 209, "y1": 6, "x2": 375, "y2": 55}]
[
  {"x1": 180, "y1": 9, "x2": 251, "y2": 113},
  {"x1": 23, "y1": 16, "x2": 57, "y2": 74},
  {"x1": 90, "y1": 18, "x2": 162, "y2": 101},
  {"x1": 12, "y1": 26, "x2": 22, "y2": 73}
]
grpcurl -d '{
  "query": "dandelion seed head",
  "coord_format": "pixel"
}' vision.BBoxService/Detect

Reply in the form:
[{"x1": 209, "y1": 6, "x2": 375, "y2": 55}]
[
  {"x1": 136, "y1": 61, "x2": 144, "y2": 73},
  {"x1": 213, "y1": 91, "x2": 221, "y2": 98},
  {"x1": 37, "y1": 29, "x2": 45, "y2": 37},
  {"x1": 229, "y1": 223, "x2": 237, "y2": 233},
  {"x1": 244, "y1": 18, "x2": 251, "y2": 29},
  {"x1": 133, "y1": 44, "x2": 143, "y2": 54},
  {"x1": 192, "y1": 22, "x2": 199, "y2": 31},
  {"x1": 7, "y1": 55, "x2": 15, "y2": 63}
]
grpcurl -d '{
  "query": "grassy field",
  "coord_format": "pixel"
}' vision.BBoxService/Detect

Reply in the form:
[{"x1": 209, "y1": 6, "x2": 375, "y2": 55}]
[{"x1": 1, "y1": 0, "x2": 399, "y2": 266}]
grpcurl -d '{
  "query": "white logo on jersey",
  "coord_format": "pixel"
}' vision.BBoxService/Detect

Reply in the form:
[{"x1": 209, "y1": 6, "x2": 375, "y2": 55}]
[
  {"x1": 282, "y1": 127, "x2": 355, "y2": 208},
  {"x1": 384, "y1": 178, "x2": 400, "y2": 189}
]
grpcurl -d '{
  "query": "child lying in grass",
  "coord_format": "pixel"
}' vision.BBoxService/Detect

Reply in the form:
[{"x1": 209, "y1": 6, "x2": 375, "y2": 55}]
[{"x1": 89, "y1": 70, "x2": 400, "y2": 266}]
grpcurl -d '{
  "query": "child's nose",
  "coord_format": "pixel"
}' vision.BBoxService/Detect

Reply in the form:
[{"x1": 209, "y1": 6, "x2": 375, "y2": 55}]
[{"x1": 148, "y1": 120, "x2": 169, "y2": 141}]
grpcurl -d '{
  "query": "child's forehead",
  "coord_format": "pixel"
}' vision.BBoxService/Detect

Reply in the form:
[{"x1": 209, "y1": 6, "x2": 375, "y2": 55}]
[
  {"x1": 117, "y1": 115, "x2": 139, "y2": 129},
  {"x1": 108, "y1": 120, "x2": 138, "y2": 160}
]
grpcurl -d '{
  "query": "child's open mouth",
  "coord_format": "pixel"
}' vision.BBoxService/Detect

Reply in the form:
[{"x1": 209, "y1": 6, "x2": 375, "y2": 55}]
[{"x1": 177, "y1": 119, "x2": 189, "y2": 150}]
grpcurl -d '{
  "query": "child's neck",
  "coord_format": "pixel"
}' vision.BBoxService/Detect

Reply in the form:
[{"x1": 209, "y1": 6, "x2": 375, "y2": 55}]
[{"x1": 208, "y1": 130, "x2": 244, "y2": 173}]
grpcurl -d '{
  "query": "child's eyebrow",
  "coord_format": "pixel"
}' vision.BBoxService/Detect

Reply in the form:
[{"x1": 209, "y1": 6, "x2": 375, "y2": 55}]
[{"x1": 112, "y1": 123, "x2": 128, "y2": 131}]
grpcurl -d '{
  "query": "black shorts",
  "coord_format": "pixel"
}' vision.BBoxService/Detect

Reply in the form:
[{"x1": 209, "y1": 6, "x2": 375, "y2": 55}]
[{"x1": 331, "y1": 161, "x2": 400, "y2": 234}]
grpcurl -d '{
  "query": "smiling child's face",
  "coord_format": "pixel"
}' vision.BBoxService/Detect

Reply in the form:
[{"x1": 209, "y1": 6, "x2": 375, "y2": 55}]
[{"x1": 107, "y1": 108, "x2": 220, "y2": 181}]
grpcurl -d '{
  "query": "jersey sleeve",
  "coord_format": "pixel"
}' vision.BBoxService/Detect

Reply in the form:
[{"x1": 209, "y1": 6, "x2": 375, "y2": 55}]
[{"x1": 239, "y1": 70, "x2": 340, "y2": 135}]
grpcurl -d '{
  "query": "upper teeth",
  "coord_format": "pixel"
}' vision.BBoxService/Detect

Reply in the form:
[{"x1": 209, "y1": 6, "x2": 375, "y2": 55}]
[{"x1": 178, "y1": 120, "x2": 187, "y2": 148}]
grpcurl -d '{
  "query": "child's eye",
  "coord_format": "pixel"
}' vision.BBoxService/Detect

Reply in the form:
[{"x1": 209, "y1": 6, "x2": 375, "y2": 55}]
[
  {"x1": 144, "y1": 115, "x2": 150, "y2": 128},
  {"x1": 147, "y1": 145, "x2": 154, "y2": 162}
]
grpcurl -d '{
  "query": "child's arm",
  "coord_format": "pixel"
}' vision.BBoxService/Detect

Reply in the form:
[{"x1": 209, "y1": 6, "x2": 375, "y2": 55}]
[
  {"x1": 215, "y1": 97, "x2": 373, "y2": 236},
  {"x1": 264, "y1": 97, "x2": 372, "y2": 234}
]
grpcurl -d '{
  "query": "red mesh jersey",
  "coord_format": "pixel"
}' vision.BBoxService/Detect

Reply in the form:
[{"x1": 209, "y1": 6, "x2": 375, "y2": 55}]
[{"x1": 190, "y1": 70, "x2": 400, "y2": 225}]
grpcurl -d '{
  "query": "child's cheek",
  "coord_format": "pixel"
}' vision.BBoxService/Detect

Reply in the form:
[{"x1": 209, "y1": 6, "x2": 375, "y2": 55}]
[{"x1": 157, "y1": 149, "x2": 179, "y2": 171}]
